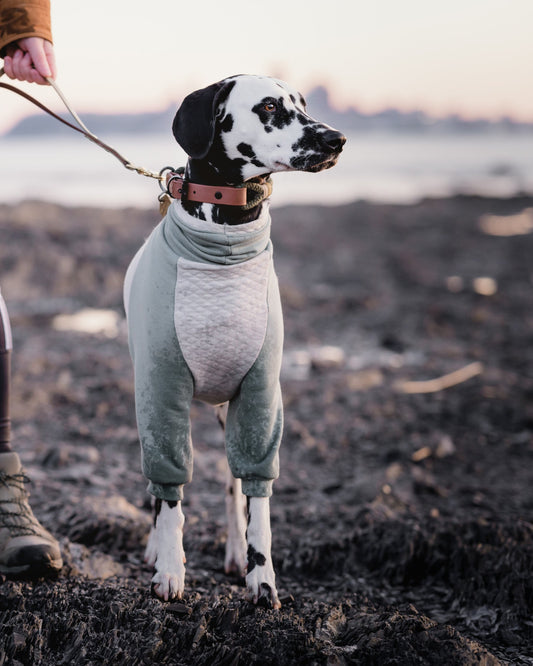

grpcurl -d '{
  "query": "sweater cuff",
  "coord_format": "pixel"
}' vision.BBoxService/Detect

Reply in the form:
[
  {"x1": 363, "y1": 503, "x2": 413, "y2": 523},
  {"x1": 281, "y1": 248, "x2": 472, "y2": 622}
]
[
  {"x1": 147, "y1": 481, "x2": 185, "y2": 502},
  {"x1": 0, "y1": 0, "x2": 53, "y2": 56},
  {"x1": 241, "y1": 479, "x2": 274, "y2": 498}
]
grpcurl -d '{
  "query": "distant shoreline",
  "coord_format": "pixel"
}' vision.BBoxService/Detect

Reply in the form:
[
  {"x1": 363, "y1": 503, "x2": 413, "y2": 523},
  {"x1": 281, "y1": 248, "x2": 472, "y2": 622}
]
[{"x1": 4, "y1": 85, "x2": 533, "y2": 138}]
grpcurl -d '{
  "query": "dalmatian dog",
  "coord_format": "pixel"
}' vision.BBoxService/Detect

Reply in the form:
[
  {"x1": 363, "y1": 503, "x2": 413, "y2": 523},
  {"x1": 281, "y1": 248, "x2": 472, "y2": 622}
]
[{"x1": 124, "y1": 74, "x2": 345, "y2": 608}]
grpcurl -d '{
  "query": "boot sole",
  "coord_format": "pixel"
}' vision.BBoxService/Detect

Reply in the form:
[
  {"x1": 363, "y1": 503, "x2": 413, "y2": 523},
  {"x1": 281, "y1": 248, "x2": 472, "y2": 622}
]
[{"x1": 0, "y1": 557, "x2": 63, "y2": 578}]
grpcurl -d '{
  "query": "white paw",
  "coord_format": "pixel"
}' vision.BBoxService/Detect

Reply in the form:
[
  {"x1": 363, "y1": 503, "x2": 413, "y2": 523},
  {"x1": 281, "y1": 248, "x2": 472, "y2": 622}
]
[
  {"x1": 245, "y1": 553, "x2": 280, "y2": 609},
  {"x1": 151, "y1": 565, "x2": 185, "y2": 601}
]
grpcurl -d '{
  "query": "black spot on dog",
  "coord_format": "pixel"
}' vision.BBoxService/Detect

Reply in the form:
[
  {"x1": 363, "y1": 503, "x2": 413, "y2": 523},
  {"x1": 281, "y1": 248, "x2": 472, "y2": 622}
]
[
  {"x1": 297, "y1": 112, "x2": 310, "y2": 126},
  {"x1": 154, "y1": 498, "x2": 162, "y2": 526},
  {"x1": 256, "y1": 583, "x2": 274, "y2": 608},
  {"x1": 211, "y1": 207, "x2": 221, "y2": 224},
  {"x1": 252, "y1": 96, "x2": 296, "y2": 132},
  {"x1": 207, "y1": 127, "x2": 248, "y2": 185},
  {"x1": 264, "y1": 126, "x2": 273, "y2": 134},
  {"x1": 247, "y1": 544, "x2": 266, "y2": 573},
  {"x1": 253, "y1": 98, "x2": 275, "y2": 127},
  {"x1": 211, "y1": 198, "x2": 261, "y2": 226},
  {"x1": 272, "y1": 99, "x2": 296, "y2": 129},
  {"x1": 290, "y1": 94, "x2": 296, "y2": 103},
  {"x1": 291, "y1": 125, "x2": 318, "y2": 153},
  {"x1": 181, "y1": 200, "x2": 207, "y2": 220},
  {"x1": 154, "y1": 498, "x2": 179, "y2": 526},
  {"x1": 237, "y1": 143, "x2": 266, "y2": 168},
  {"x1": 220, "y1": 113, "x2": 234, "y2": 133},
  {"x1": 237, "y1": 142, "x2": 256, "y2": 159}
]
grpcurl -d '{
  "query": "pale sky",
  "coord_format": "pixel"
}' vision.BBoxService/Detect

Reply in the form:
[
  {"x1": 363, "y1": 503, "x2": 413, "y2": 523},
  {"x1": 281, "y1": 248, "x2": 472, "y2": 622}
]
[{"x1": 1, "y1": 0, "x2": 532, "y2": 134}]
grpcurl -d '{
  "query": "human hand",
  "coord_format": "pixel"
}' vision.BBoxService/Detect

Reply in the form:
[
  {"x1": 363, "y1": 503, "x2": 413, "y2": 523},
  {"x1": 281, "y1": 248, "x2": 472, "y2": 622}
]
[{"x1": 3, "y1": 37, "x2": 56, "y2": 84}]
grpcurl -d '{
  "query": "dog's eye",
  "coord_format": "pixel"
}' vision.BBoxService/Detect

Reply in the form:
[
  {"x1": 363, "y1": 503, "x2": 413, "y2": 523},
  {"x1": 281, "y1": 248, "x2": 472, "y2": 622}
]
[{"x1": 264, "y1": 102, "x2": 277, "y2": 112}]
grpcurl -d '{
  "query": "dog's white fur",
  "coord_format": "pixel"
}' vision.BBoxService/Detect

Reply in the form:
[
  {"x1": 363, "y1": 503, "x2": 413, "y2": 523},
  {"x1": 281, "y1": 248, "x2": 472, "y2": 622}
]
[
  {"x1": 146, "y1": 501, "x2": 186, "y2": 602},
  {"x1": 245, "y1": 497, "x2": 279, "y2": 608}
]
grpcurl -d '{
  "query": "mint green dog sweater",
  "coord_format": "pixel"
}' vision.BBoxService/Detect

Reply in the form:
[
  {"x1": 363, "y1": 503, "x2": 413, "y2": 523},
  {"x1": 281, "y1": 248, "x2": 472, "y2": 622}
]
[{"x1": 124, "y1": 202, "x2": 283, "y2": 501}]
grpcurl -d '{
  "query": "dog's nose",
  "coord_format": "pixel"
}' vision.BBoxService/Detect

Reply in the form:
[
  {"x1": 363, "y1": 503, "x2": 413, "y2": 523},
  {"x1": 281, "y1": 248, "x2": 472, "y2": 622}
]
[{"x1": 322, "y1": 130, "x2": 346, "y2": 152}]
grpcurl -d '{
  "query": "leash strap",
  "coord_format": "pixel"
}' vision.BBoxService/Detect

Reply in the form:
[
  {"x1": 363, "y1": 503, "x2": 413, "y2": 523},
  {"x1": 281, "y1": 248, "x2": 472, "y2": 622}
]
[{"x1": 0, "y1": 66, "x2": 163, "y2": 181}]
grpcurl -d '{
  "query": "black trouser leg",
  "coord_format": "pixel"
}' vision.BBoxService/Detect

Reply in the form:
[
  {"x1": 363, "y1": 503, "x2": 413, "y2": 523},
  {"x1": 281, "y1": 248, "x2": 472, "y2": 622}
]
[{"x1": 0, "y1": 289, "x2": 13, "y2": 453}]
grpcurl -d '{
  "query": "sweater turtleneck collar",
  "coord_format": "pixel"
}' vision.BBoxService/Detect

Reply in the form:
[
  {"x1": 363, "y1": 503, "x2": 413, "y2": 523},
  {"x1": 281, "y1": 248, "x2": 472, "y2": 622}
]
[{"x1": 163, "y1": 202, "x2": 272, "y2": 265}]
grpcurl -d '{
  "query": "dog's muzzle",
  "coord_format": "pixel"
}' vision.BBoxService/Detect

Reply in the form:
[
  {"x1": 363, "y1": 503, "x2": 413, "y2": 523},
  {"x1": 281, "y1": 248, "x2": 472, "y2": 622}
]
[{"x1": 290, "y1": 128, "x2": 346, "y2": 173}]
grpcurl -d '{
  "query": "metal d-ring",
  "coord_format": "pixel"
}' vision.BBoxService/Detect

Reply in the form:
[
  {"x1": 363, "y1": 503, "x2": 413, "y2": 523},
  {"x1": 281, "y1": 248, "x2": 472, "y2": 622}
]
[
  {"x1": 158, "y1": 166, "x2": 177, "y2": 192},
  {"x1": 166, "y1": 174, "x2": 186, "y2": 199}
]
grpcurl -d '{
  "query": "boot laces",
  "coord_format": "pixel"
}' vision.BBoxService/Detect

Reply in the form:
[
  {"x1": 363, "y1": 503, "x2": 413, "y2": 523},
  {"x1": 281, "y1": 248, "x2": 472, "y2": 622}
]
[{"x1": 0, "y1": 470, "x2": 42, "y2": 537}]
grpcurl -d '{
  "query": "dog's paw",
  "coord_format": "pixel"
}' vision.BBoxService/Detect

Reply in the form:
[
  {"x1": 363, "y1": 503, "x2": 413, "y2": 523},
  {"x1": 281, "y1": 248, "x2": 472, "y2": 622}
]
[
  {"x1": 246, "y1": 564, "x2": 281, "y2": 609},
  {"x1": 151, "y1": 566, "x2": 185, "y2": 602},
  {"x1": 146, "y1": 499, "x2": 186, "y2": 601}
]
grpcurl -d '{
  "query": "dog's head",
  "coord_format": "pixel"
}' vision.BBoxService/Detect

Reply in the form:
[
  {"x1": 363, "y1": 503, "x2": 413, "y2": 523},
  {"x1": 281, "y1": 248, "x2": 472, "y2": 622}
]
[{"x1": 173, "y1": 74, "x2": 346, "y2": 184}]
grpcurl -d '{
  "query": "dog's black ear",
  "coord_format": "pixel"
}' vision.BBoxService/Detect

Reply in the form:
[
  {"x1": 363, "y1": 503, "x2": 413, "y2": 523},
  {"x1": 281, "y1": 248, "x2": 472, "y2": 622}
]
[{"x1": 172, "y1": 79, "x2": 236, "y2": 159}]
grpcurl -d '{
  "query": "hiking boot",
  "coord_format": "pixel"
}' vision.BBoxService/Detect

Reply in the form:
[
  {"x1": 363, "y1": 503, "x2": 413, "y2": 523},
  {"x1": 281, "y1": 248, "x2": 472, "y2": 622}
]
[{"x1": 0, "y1": 451, "x2": 62, "y2": 577}]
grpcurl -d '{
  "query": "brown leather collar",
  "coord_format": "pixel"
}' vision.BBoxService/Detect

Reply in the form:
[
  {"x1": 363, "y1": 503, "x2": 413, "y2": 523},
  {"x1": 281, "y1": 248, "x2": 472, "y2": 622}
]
[{"x1": 166, "y1": 172, "x2": 248, "y2": 206}]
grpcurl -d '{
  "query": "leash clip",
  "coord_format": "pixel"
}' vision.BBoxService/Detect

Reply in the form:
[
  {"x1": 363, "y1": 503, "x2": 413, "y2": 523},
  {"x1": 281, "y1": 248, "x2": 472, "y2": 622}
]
[{"x1": 125, "y1": 163, "x2": 163, "y2": 180}]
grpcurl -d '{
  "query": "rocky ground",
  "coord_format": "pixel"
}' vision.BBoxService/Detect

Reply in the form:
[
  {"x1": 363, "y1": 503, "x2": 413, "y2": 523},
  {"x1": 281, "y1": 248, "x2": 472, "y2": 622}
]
[{"x1": 1, "y1": 194, "x2": 532, "y2": 665}]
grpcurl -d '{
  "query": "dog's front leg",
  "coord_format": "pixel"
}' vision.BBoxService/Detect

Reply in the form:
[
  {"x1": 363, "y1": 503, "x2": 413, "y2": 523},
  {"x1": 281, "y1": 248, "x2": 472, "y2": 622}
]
[
  {"x1": 225, "y1": 469, "x2": 248, "y2": 576},
  {"x1": 145, "y1": 499, "x2": 186, "y2": 601},
  {"x1": 246, "y1": 496, "x2": 281, "y2": 609}
]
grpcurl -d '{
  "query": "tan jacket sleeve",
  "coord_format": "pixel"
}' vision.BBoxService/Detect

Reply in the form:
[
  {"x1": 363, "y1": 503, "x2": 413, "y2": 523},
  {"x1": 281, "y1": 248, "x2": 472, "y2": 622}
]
[{"x1": 0, "y1": 0, "x2": 53, "y2": 56}]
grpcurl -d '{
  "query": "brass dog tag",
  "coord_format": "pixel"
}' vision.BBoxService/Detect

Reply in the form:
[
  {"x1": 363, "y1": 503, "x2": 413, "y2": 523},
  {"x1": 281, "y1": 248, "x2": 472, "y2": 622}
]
[{"x1": 158, "y1": 193, "x2": 172, "y2": 217}]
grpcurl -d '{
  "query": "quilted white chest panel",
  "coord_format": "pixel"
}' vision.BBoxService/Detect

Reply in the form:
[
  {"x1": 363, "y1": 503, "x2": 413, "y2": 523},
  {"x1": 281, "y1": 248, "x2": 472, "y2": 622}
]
[{"x1": 174, "y1": 250, "x2": 271, "y2": 404}]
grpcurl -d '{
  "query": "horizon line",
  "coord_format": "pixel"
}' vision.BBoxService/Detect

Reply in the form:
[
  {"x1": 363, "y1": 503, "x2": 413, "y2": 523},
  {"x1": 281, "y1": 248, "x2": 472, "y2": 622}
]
[{"x1": 2, "y1": 82, "x2": 533, "y2": 136}]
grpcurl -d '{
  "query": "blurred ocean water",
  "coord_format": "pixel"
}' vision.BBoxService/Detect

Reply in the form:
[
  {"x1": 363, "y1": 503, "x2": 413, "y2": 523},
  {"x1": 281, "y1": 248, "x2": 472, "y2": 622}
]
[{"x1": 1, "y1": 130, "x2": 532, "y2": 208}]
